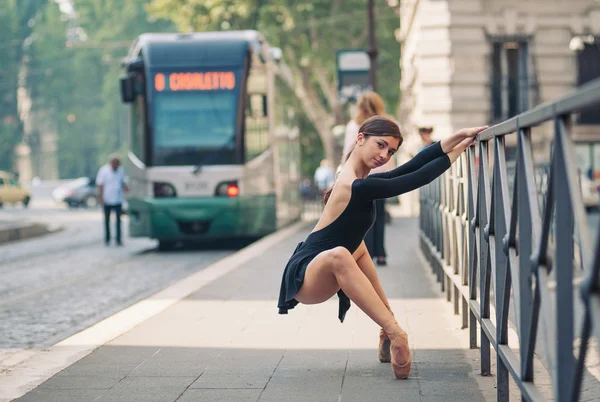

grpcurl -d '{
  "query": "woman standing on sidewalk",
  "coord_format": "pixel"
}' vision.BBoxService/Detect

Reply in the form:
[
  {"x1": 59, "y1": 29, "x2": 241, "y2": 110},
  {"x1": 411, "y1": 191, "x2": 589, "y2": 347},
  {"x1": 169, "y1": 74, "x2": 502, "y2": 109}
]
[
  {"x1": 342, "y1": 92, "x2": 392, "y2": 266},
  {"x1": 277, "y1": 115, "x2": 487, "y2": 379}
]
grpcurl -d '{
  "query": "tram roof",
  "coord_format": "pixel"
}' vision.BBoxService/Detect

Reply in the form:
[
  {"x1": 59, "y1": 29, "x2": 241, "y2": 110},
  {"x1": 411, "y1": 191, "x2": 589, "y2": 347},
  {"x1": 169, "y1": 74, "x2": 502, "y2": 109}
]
[{"x1": 133, "y1": 31, "x2": 263, "y2": 68}]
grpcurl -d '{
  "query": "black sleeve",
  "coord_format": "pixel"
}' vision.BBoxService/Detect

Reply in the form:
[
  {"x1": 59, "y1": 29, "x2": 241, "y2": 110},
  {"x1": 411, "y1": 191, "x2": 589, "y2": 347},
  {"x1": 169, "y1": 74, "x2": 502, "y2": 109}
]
[
  {"x1": 353, "y1": 154, "x2": 451, "y2": 200},
  {"x1": 368, "y1": 141, "x2": 445, "y2": 179}
]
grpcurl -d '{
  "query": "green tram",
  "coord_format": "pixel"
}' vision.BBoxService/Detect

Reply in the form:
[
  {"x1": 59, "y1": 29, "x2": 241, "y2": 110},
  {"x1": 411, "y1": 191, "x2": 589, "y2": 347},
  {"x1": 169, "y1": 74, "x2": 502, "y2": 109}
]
[{"x1": 119, "y1": 31, "x2": 302, "y2": 249}]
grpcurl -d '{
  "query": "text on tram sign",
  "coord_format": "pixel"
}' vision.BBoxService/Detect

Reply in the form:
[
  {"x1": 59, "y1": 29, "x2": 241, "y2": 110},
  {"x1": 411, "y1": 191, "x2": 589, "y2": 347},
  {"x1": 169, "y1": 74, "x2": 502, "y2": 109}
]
[{"x1": 154, "y1": 72, "x2": 236, "y2": 92}]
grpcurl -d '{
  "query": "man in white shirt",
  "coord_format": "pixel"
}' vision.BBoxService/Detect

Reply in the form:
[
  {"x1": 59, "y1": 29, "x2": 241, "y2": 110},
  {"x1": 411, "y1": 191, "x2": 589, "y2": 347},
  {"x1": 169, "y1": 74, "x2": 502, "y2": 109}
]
[{"x1": 96, "y1": 154, "x2": 128, "y2": 246}]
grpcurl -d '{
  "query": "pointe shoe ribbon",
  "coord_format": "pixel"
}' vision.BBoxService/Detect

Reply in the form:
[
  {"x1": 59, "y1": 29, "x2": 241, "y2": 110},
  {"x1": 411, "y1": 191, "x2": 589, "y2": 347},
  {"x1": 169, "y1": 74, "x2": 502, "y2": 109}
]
[{"x1": 378, "y1": 305, "x2": 394, "y2": 363}]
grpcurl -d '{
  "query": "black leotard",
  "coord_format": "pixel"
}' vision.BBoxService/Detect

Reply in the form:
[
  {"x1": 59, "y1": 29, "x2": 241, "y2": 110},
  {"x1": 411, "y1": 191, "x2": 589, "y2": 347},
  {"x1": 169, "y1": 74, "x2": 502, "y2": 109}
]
[{"x1": 277, "y1": 141, "x2": 451, "y2": 322}]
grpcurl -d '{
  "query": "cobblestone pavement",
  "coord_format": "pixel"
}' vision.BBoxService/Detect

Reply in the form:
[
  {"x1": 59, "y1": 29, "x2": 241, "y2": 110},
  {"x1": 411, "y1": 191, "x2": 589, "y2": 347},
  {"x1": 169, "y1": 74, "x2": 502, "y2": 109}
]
[{"x1": 0, "y1": 206, "x2": 234, "y2": 373}]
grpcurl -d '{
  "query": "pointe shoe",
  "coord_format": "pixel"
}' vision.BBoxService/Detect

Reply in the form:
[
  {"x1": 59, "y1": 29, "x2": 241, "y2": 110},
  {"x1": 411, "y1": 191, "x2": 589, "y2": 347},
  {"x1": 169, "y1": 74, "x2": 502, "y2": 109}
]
[
  {"x1": 378, "y1": 328, "x2": 391, "y2": 363},
  {"x1": 378, "y1": 305, "x2": 394, "y2": 363},
  {"x1": 390, "y1": 331, "x2": 412, "y2": 379}
]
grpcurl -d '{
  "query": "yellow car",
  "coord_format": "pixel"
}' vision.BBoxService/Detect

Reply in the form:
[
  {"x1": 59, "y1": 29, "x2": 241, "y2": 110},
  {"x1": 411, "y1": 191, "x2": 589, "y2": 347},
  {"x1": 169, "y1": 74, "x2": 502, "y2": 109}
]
[{"x1": 0, "y1": 171, "x2": 31, "y2": 208}]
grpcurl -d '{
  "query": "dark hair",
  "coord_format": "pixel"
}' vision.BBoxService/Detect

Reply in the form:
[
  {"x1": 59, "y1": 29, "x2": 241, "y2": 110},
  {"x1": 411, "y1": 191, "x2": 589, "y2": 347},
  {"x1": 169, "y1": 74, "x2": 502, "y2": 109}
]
[{"x1": 323, "y1": 115, "x2": 402, "y2": 205}]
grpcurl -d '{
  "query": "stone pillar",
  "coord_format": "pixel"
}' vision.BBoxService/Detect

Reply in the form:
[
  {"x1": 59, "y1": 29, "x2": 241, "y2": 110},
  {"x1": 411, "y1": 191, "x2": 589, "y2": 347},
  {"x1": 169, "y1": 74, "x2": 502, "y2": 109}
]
[
  {"x1": 14, "y1": 143, "x2": 32, "y2": 183},
  {"x1": 399, "y1": 0, "x2": 454, "y2": 215}
]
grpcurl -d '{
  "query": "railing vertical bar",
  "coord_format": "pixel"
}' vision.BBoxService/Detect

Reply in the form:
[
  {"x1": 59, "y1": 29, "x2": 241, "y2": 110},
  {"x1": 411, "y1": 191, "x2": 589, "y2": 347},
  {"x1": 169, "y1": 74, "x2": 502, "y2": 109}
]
[
  {"x1": 462, "y1": 297, "x2": 469, "y2": 329},
  {"x1": 494, "y1": 136, "x2": 511, "y2": 401},
  {"x1": 516, "y1": 127, "x2": 538, "y2": 382},
  {"x1": 438, "y1": 177, "x2": 445, "y2": 288},
  {"x1": 467, "y1": 146, "x2": 479, "y2": 349},
  {"x1": 446, "y1": 164, "x2": 453, "y2": 302},
  {"x1": 479, "y1": 140, "x2": 492, "y2": 376},
  {"x1": 554, "y1": 115, "x2": 575, "y2": 401}
]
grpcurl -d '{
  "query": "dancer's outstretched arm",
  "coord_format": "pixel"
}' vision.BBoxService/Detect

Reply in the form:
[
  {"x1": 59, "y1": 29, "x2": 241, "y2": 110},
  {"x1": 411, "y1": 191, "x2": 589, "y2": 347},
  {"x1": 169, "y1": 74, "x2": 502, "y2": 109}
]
[
  {"x1": 369, "y1": 141, "x2": 446, "y2": 179},
  {"x1": 369, "y1": 126, "x2": 488, "y2": 180},
  {"x1": 440, "y1": 126, "x2": 488, "y2": 153},
  {"x1": 447, "y1": 136, "x2": 476, "y2": 163},
  {"x1": 354, "y1": 154, "x2": 451, "y2": 200}
]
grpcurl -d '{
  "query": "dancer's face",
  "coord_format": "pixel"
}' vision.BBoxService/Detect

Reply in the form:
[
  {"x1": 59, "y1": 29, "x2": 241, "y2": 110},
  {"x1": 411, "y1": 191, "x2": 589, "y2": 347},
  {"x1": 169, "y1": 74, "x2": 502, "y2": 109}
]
[{"x1": 357, "y1": 134, "x2": 399, "y2": 169}]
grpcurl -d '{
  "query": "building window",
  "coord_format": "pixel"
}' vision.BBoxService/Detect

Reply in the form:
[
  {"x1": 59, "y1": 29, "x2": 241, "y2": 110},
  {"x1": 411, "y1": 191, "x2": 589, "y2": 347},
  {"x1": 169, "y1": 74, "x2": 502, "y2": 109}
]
[
  {"x1": 490, "y1": 38, "x2": 532, "y2": 123},
  {"x1": 573, "y1": 36, "x2": 600, "y2": 124}
]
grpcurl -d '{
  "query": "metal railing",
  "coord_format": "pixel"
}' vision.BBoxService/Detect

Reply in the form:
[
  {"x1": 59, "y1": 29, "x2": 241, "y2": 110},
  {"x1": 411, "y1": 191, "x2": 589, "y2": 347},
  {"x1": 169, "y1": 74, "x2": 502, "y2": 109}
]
[{"x1": 419, "y1": 77, "x2": 600, "y2": 401}]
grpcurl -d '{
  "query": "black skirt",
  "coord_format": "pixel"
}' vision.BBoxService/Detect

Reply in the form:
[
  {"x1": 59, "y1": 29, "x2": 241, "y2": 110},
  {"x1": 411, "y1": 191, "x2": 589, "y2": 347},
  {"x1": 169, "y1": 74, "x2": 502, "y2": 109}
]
[{"x1": 277, "y1": 241, "x2": 351, "y2": 322}]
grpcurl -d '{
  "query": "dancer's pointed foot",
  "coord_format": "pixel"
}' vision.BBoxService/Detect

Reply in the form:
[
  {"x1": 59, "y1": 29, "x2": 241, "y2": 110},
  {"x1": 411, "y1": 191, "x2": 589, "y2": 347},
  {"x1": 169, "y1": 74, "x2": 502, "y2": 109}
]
[
  {"x1": 383, "y1": 321, "x2": 412, "y2": 379},
  {"x1": 390, "y1": 330, "x2": 412, "y2": 379}
]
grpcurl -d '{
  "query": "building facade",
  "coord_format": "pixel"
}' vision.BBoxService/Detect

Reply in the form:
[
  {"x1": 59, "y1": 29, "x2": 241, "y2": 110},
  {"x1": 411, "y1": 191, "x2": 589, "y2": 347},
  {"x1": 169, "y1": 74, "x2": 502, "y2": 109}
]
[{"x1": 397, "y1": 0, "x2": 600, "y2": 214}]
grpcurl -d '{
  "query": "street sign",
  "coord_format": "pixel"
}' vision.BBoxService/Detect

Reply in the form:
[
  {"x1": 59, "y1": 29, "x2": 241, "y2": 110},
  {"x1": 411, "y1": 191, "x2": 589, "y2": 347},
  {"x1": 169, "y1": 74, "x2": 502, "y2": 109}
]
[{"x1": 336, "y1": 49, "x2": 371, "y2": 104}]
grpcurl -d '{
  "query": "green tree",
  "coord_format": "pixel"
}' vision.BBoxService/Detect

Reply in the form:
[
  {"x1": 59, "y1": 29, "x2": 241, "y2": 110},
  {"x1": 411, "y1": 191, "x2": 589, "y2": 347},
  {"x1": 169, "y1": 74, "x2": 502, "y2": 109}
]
[
  {"x1": 25, "y1": 0, "x2": 173, "y2": 178},
  {"x1": 146, "y1": 0, "x2": 400, "y2": 166},
  {"x1": 0, "y1": 0, "x2": 47, "y2": 172},
  {"x1": 0, "y1": 4, "x2": 20, "y2": 171}
]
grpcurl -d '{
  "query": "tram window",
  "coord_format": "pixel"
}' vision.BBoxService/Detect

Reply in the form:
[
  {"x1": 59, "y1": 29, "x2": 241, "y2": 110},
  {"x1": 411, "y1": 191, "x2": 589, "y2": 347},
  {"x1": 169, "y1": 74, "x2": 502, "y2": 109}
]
[
  {"x1": 245, "y1": 94, "x2": 269, "y2": 159},
  {"x1": 130, "y1": 73, "x2": 147, "y2": 163}
]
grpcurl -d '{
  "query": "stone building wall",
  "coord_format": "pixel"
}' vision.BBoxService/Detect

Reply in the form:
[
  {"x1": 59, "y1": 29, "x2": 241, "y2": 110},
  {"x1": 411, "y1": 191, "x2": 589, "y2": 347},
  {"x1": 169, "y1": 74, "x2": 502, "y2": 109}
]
[{"x1": 397, "y1": 0, "x2": 600, "y2": 215}]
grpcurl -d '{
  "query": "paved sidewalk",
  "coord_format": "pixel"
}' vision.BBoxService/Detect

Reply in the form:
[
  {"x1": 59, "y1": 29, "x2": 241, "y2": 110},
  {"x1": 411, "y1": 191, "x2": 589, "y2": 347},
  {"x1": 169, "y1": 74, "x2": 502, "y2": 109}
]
[{"x1": 11, "y1": 218, "x2": 496, "y2": 402}]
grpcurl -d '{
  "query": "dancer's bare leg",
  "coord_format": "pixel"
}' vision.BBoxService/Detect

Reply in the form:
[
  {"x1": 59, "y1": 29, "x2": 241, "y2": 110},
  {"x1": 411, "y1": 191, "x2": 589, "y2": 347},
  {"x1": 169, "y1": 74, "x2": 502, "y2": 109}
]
[
  {"x1": 295, "y1": 246, "x2": 392, "y2": 325},
  {"x1": 294, "y1": 246, "x2": 411, "y2": 378},
  {"x1": 353, "y1": 242, "x2": 390, "y2": 307},
  {"x1": 353, "y1": 242, "x2": 396, "y2": 363}
]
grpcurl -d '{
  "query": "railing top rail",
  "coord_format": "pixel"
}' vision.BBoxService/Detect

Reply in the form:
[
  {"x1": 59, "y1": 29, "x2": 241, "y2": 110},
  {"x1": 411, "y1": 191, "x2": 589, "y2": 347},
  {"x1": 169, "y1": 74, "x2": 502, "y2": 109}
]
[{"x1": 478, "y1": 77, "x2": 600, "y2": 141}]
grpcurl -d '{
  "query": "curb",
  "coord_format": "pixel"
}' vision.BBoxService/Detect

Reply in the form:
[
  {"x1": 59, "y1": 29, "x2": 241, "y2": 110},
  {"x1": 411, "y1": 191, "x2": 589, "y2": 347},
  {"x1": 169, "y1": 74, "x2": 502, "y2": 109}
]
[{"x1": 0, "y1": 223, "x2": 63, "y2": 245}]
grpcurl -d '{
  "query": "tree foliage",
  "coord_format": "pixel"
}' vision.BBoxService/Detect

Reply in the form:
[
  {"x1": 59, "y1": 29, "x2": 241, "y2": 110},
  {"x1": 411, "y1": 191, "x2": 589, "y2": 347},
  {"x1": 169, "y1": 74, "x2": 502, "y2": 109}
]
[
  {"x1": 0, "y1": 0, "x2": 47, "y2": 171},
  {"x1": 146, "y1": 0, "x2": 401, "y2": 168},
  {"x1": 23, "y1": 0, "x2": 173, "y2": 178},
  {"x1": 3, "y1": 1, "x2": 399, "y2": 179}
]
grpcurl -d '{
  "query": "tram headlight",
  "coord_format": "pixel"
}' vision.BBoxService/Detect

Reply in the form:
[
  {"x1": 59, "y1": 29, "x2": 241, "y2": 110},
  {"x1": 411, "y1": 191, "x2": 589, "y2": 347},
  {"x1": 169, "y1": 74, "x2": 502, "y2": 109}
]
[
  {"x1": 153, "y1": 182, "x2": 177, "y2": 198},
  {"x1": 215, "y1": 181, "x2": 239, "y2": 198}
]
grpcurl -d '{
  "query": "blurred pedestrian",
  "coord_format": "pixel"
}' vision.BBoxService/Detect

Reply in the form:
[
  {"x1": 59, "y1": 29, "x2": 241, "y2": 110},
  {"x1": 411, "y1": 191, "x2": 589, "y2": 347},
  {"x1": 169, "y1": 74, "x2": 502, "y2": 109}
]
[
  {"x1": 408, "y1": 126, "x2": 435, "y2": 158},
  {"x1": 314, "y1": 159, "x2": 335, "y2": 197},
  {"x1": 299, "y1": 178, "x2": 313, "y2": 201},
  {"x1": 96, "y1": 153, "x2": 128, "y2": 246},
  {"x1": 404, "y1": 126, "x2": 436, "y2": 215},
  {"x1": 343, "y1": 91, "x2": 394, "y2": 266}
]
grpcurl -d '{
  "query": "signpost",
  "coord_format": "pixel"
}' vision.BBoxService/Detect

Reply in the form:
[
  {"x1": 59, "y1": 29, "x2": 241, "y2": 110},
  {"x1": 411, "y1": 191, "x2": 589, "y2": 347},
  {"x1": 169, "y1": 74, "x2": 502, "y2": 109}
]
[{"x1": 336, "y1": 49, "x2": 371, "y2": 104}]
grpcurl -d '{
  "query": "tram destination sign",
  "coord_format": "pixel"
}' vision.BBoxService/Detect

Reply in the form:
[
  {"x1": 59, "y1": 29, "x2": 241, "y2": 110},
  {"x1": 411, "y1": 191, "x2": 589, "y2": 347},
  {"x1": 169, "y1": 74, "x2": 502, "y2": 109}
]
[{"x1": 154, "y1": 71, "x2": 236, "y2": 92}]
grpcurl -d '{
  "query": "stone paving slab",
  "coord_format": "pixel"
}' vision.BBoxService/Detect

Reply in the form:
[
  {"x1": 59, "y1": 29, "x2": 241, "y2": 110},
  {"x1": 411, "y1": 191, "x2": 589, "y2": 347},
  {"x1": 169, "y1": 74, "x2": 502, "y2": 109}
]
[{"x1": 13, "y1": 218, "x2": 497, "y2": 401}]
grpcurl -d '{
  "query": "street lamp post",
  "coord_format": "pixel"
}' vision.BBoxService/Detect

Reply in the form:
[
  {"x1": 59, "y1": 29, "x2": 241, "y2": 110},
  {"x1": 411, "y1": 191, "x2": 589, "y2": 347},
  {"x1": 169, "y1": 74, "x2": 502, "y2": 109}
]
[{"x1": 367, "y1": 0, "x2": 378, "y2": 91}]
